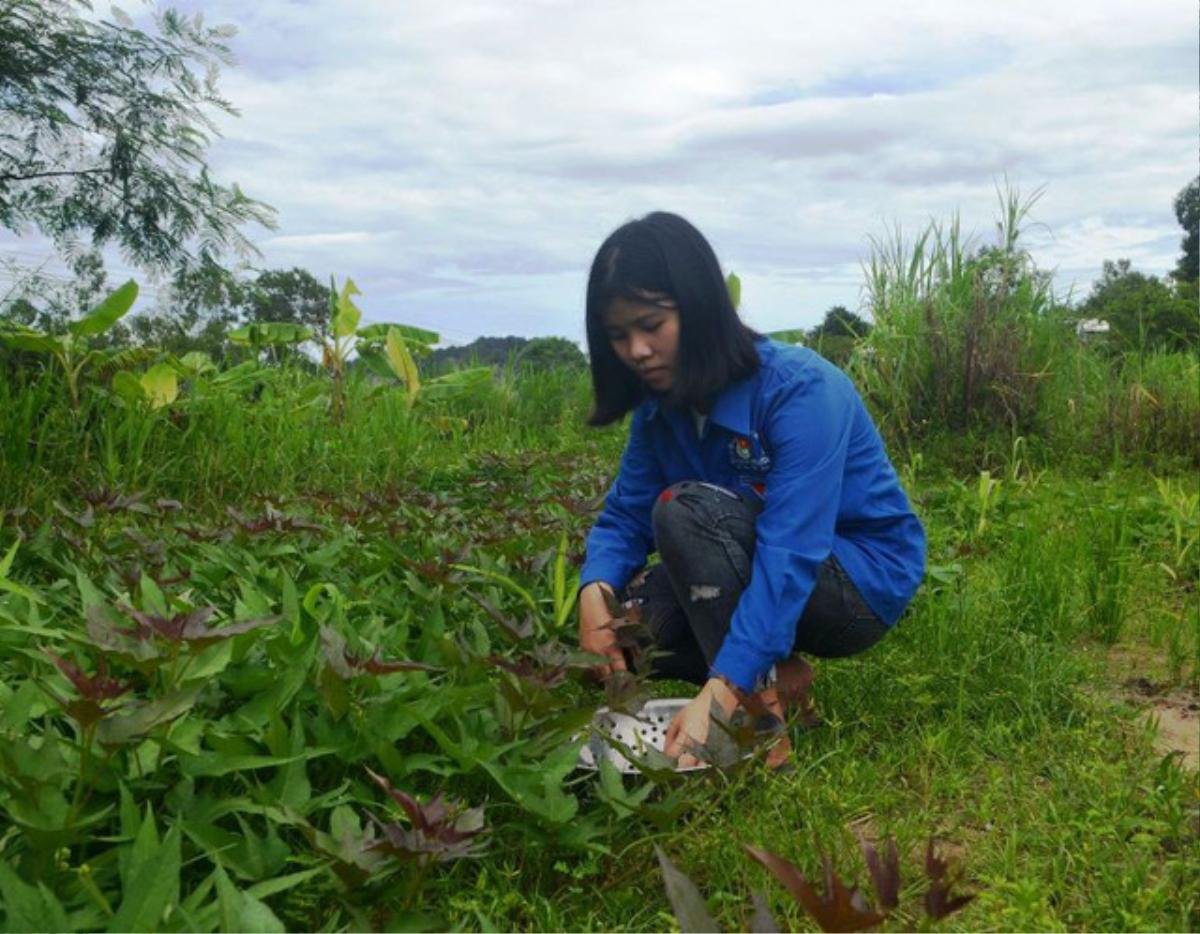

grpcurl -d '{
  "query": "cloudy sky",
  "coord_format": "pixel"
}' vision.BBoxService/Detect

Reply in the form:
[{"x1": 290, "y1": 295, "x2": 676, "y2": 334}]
[{"x1": 18, "y1": 1, "x2": 1200, "y2": 346}]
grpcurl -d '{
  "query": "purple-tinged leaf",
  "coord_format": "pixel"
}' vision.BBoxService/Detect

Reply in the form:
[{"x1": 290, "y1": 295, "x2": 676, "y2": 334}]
[
  {"x1": 655, "y1": 846, "x2": 721, "y2": 933},
  {"x1": 179, "y1": 524, "x2": 231, "y2": 543},
  {"x1": 189, "y1": 614, "x2": 279, "y2": 645},
  {"x1": 226, "y1": 504, "x2": 322, "y2": 535},
  {"x1": 744, "y1": 845, "x2": 885, "y2": 933},
  {"x1": 121, "y1": 603, "x2": 214, "y2": 641},
  {"x1": 773, "y1": 656, "x2": 821, "y2": 728},
  {"x1": 63, "y1": 698, "x2": 109, "y2": 729},
  {"x1": 604, "y1": 668, "x2": 649, "y2": 715},
  {"x1": 54, "y1": 502, "x2": 94, "y2": 528},
  {"x1": 320, "y1": 627, "x2": 439, "y2": 679},
  {"x1": 862, "y1": 836, "x2": 900, "y2": 911},
  {"x1": 598, "y1": 610, "x2": 651, "y2": 652},
  {"x1": 364, "y1": 768, "x2": 487, "y2": 861},
  {"x1": 116, "y1": 603, "x2": 277, "y2": 644},
  {"x1": 601, "y1": 587, "x2": 625, "y2": 619},
  {"x1": 368, "y1": 814, "x2": 487, "y2": 862},
  {"x1": 359, "y1": 649, "x2": 438, "y2": 675},
  {"x1": 487, "y1": 654, "x2": 569, "y2": 689},
  {"x1": 550, "y1": 494, "x2": 599, "y2": 516},
  {"x1": 923, "y1": 840, "x2": 976, "y2": 921},
  {"x1": 80, "y1": 487, "x2": 154, "y2": 514},
  {"x1": 45, "y1": 650, "x2": 134, "y2": 701},
  {"x1": 530, "y1": 641, "x2": 594, "y2": 671},
  {"x1": 96, "y1": 685, "x2": 202, "y2": 745},
  {"x1": 299, "y1": 809, "x2": 388, "y2": 888},
  {"x1": 84, "y1": 605, "x2": 160, "y2": 663}
]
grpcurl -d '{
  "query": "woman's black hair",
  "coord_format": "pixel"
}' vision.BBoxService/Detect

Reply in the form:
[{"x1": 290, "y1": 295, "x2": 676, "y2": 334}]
[{"x1": 584, "y1": 211, "x2": 761, "y2": 426}]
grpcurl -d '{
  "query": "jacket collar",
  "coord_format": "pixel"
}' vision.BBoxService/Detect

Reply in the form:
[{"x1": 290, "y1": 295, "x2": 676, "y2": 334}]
[
  {"x1": 708, "y1": 375, "x2": 754, "y2": 436},
  {"x1": 641, "y1": 338, "x2": 768, "y2": 438},
  {"x1": 713, "y1": 336, "x2": 772, "y2": 435}
]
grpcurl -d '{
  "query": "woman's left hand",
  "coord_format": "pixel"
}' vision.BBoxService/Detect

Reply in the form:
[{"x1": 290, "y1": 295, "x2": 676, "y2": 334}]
[{"x1": 664, "y1": 677, "x2": 742, "y2": 768}]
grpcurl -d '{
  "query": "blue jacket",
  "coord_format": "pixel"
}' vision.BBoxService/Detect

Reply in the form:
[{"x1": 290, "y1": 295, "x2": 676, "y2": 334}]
[{"x1": 580, "y1": 337, "x2": 926, "y2": 692}]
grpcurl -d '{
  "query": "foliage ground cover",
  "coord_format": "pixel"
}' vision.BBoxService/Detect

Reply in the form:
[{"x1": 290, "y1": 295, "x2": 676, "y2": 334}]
[{"x1": 0, "y1": 355, "x2": 1196, "y2": 932}]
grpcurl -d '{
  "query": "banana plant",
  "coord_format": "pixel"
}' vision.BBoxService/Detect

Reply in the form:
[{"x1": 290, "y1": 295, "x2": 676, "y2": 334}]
[
  {"x1": 111, "y1": 363, "x2": 180, "y2": 410},
  {"x1": 227, "y1": 321, "x2": 314, "y2": 364},
  {"x1": 359, "y1": 330, "x2": 492, "y2": 412},
  {"x1": 356, "y1": 321, "x2": 438, "y2": 410},
  {"x1": 325, "y1": 277, "x2": 488, "y2": 418},
  {"x1": 726, "y1": 272, "x2": 806, "y2": 345},
  {"x1": 726, "y1": 271, "x2": 741, "y2": 310},
  {"x1": 0, "y1": 280, "x2": 140, "y2": 408},
  {"x1": 322, "y1": 278, "x2": 365, "y2": 423},
  {"x1": 108, "y1": 351, "x2": 222, "y2": 411}
]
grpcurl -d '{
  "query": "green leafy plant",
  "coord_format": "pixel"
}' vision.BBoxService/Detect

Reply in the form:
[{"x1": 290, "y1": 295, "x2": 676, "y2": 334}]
[
  {"x1": 110, "y1": 361, "x2": 182, "y2": 410},
  {"x1": 975, "y1": 470, "x2": 1001, "y2": 537},
  {"x1": 0, "y1": 280, "x2": 140, "y2": 407},
  {"x1": 1152, "y1": 475, "x2": 1199, "y2": 581},
  {"x1": 319, "y1": 277, "x2": 491, "y2": 419},
  {"x1": 0, "y1": 298, "x2": 1194, "y2": 932},
  {"x1": 726, "y1": 271, "x2": 742, "y2": 310}
]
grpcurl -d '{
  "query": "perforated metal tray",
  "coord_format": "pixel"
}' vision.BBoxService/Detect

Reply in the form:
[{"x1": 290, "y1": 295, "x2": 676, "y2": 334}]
[
  {"x1": 573, "y1": 696, "x2": 753, "y2": 773},
  {"x1": 576, "y1": 698, "x2": 700, "y2": 773}
]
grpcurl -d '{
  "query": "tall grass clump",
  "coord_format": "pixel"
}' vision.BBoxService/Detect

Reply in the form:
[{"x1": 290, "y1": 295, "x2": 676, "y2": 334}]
[
  {"x1": 850, "y1": 184, "x2": 1066, "y2": 456},
  {"x1": 1043, "y1": 346, "x2": 1200, "y2": 469}
]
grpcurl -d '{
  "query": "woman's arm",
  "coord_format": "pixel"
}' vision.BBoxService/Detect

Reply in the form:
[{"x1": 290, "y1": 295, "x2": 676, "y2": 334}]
[
  {"x1": 578, "y1": 404, "x2": 665, "y2": 597},
  {"x1": 577, "y1": 404, "x2": 666, "y2": 680}
]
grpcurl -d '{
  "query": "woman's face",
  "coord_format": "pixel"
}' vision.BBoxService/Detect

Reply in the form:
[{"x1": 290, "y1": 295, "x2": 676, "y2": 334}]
[{"x1": 603, "y1": 295, "x2": 681, "y2": 391}]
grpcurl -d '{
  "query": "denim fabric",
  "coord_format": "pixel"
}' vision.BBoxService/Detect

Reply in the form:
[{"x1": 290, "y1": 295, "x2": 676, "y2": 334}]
[{"x1": 620, "y1": 480, "x2": 889, "y2": 686}]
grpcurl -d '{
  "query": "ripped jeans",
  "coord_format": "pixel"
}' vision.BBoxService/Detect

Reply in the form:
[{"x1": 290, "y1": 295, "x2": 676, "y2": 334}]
[{"x1": 619, "y1": 480, "x2": 889, "y2": 686}]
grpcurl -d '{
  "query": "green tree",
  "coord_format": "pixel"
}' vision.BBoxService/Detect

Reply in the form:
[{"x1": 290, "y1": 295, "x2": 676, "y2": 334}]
[
  {"x1": 241, "y1": 268, "x2": 331, "y2": 341},
  {"x1": 1080, "y1": 259, "x2": 1198, "y2": 352},
  {"x1": 808, "y1": 305, "x2": 872, "y2": 340},
  {"x1": 807, "y1": 306, "x2": 872, "y2": 368},
  {"x1": 118, "y1": 261, "x2": 247, "y2": 359},
  {"x1": 1172, "y1": 176, "x2": 1198, "y2": 284},
  {"x1": 514, "y1": 336, "x2": 587, "y2": 371},
  {"x1": 0, "y1": 0, "x2": 274, "y2": 275},
  {"x1": 0, "y1": 248, "x2": 111, "y2": 335}
]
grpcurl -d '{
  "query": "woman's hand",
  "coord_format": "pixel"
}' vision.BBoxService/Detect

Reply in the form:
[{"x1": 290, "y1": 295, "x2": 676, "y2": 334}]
[
  {"x1": 664, "y1": 677, "x2": 741, "y2": 768},
  {"x1": 578, "y1": 582, "x2": 627, "y2": 681}
]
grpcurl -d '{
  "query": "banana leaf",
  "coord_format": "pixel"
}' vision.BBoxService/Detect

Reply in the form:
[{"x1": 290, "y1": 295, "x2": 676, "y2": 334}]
[{"x1": 69, "y1": 280, "x2": 138, "y2": 339}]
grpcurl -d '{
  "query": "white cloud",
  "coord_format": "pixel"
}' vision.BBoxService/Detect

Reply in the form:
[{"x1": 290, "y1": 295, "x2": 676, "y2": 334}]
[
  {"x1": 56, "y1": 1, "x2": 1200, "y2": 341},
  {"x1": 263, "y1": 231, "x2": 376, "y2": 248}
]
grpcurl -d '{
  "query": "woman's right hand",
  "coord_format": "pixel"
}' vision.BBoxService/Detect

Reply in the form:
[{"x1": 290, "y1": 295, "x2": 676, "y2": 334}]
[{"x1": 578, "y1": 581, "x2": 628, "y2": 681}]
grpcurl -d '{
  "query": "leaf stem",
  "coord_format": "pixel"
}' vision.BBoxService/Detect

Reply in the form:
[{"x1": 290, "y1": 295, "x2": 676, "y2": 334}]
[
  {"x1": 77, "y1": 863, "x2": 115, "y2": 917},
  {"x1": 68, "y1": 721, "x2": 97, "y2": 827}
]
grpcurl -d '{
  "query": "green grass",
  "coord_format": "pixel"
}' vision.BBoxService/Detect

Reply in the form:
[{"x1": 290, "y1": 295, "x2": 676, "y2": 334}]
[{"x1": 0, "y1": 359, "x2": 1196, "y2": 932}]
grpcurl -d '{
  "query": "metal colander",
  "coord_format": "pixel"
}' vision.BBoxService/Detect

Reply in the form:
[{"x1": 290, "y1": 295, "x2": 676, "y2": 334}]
[
  {"x1": 576, "y1": 698, "x2": 696, "y2": 773},
  {"x1": 577, "y1": 697, "x2": 768, "y2": 774}
]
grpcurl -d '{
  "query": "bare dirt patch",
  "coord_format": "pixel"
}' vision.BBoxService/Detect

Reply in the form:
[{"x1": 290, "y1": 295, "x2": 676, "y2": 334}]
[
  {"x1": 1095, "y1": 643, "x2": 1199, "y2": 771},
  {"x1": 1123, "y1": 676, "x2": 1199, "y2": 771}
]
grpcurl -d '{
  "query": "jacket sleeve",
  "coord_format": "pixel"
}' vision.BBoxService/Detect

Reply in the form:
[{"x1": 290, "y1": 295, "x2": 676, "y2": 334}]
[
  {"x1": 579, "y1": 405, "x2": 666, "y2": 592},
  {"x1": 711, "y1": 368, "x2": 853, "y2": 692}
]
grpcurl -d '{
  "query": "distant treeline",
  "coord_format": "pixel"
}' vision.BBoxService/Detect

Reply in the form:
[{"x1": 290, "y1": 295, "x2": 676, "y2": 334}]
[{"x1": 421, "y1": 336, "x2": 586, "y2": 375}]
